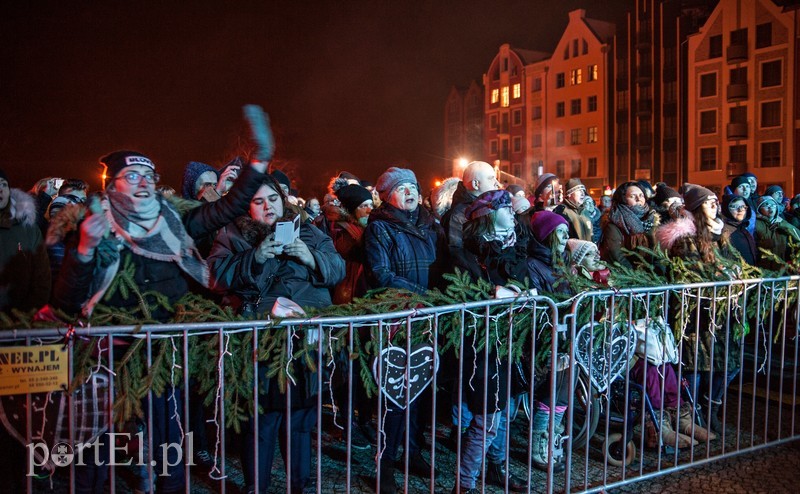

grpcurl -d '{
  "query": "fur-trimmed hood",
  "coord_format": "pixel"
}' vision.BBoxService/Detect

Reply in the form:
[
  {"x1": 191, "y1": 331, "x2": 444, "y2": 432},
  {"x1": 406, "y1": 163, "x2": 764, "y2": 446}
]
[
  {"x1": 430, "y1": 177, "x2": 460, "y2": 220},
  {"x1": 2, "y1": 189, "x2": 38, "y2": 228},
  {"x1": 655, "y1": 216, "x2": 696, "y2": 251}
]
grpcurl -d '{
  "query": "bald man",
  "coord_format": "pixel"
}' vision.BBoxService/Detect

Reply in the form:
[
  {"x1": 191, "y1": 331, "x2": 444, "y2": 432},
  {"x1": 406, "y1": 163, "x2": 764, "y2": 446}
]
[{"x1": 440, "y1": 161, "x2": 501, "y2": 279}]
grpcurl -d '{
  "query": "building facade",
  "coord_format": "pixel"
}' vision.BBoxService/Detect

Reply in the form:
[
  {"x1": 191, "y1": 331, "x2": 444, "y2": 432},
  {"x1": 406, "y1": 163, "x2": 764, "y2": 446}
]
[
  {"x1": 444, "y1": 80, "x2": 484, "y2": 178},
  {"x1": 687, "y1": 0, "x2": 798, "y2": 195}
]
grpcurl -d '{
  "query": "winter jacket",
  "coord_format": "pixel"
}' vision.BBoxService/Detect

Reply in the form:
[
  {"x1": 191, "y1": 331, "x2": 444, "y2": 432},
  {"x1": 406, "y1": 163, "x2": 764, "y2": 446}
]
[
  {"x1": 0, "y1": 189, "x2": 51, "y2": 313},
  {"x1": 440, "y1": 182, "x2": 482, "y2": 280},
  {"x1": 754, "y1": 216, "x2": 800, "y2": 272},
  {"x1": 52, "y1": 164, "x2": 267, "y2": 321},
  {"x1": 525, "y1": 235, "x2": 572, "y2": 297},
  {"x1": 208, "y1": 216, "x2": 345, "y2": 315},
  {"x1": 720, "y1": 198, "x2": 758, "y2": 266},
  {"x1": 364, "y1": 203, "x2": 444, "y2": 294},
  {"x1": 599, "y1": 208, "x2": 659, "y2": 270},
  {"x1": 560, "y1": 203, "x2": 593, "y2": 242}
]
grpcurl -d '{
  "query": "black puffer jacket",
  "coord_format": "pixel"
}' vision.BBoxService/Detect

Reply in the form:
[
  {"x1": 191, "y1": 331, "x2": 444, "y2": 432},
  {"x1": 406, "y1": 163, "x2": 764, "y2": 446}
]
[{"x1": 208, "y1": 215, "x2": 345, "y2": 315}]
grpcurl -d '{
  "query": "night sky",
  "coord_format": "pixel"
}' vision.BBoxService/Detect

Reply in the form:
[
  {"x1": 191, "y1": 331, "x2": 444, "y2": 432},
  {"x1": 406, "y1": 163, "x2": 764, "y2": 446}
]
[{"x1": 0, "y1": 0, "x2": 629, "y2": 199}]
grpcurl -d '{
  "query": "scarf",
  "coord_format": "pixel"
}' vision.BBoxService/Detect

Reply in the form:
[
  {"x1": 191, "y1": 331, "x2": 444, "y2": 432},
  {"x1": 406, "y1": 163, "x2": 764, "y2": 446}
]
[
  {"x1": 706, "y1": 217, "x2": 724, "y2": 236},
  {"x1": 608, "y1": 203, "x2": 653, "y2": 236},
  {"x1": 82, "y1": 191, "x2": 209, "y2": 316},
  {"x1": 482, "y1": 228, "x2": 517, "y2": 249}
]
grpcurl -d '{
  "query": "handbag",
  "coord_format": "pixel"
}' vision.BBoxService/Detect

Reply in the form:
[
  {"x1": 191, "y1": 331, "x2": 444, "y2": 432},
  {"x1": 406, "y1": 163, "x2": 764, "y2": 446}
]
[{"x1": 632, "y1": 315, "x2": 679, "y2": 365}]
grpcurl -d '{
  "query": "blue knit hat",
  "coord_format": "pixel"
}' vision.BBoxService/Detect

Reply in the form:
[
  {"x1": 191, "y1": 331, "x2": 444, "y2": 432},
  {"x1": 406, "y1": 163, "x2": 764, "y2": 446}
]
[{"x1": 181, "y1": 161, "x2": 217, "y2": 199}]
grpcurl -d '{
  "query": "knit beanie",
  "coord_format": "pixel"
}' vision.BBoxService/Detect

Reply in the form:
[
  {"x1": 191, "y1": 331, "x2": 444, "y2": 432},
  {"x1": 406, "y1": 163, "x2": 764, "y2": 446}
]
[
  {"x1": 336, "y1": 184, "x2": 373, "y2": 215},
  {"x1": 567, "y1": 239, "x2": 598, "y2": 267},
  {"x1": 534, "y1": 173, "x2": 558, "y2": 199},
  {"x1": 506, "y1": 184, "x2": 524, "y2": 196},
  {"x1": 465, "y1": 190, "x2": 512, "y2": 221},
  {"x1": 529, "y1": 210, "x2": 568, "y2": 243},
  {"x1": 181, "y1": 161, "x2": 218, "y2": 199},
  {"x1": 765, "y1": 185, "x2": 783, "y2": 197},
  {"x1": 375, "y1": 167, "x2": 418, "y2": 202},
  {"x1": 683, "y1": 185, "x2": 716, "y2": 212},
  {"x1": 731, "y1": 175, "x2": 749, "y2": 191},
  {"x1": 512, "y1": 195, "x2": 531, "y2": 214},
  {"x1": 270, "y1": 169, "x2": 291, "y2": 190},
  {"x1": 100, "y1": 150, "x2": 155, "y2": 181},
  {"x1": 565, "y1": 178, "x2": 585, "y2": 197},
  {"x1": 653, "y1": 184, "x2": 681, "y2": 206}
]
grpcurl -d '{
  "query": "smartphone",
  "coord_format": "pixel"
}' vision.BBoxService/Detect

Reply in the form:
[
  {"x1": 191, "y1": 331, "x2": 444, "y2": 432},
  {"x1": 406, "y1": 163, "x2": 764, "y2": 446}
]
[{"x1": 274, "y1": 215, "x2": 300, "y2": 251}]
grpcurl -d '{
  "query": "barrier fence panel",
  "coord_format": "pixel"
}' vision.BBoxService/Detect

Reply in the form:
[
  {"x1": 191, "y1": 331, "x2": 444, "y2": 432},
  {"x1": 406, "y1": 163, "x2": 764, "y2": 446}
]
[{"x1": 0, "y1": 276, "x2": 797, "y2": 493}]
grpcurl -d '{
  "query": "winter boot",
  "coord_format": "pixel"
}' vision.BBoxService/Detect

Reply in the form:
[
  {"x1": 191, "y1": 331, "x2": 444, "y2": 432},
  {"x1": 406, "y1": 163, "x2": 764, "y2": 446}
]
[
  {"x1": 531, "y1": 430, "x2": 566, "y2": 472},
  {"x1": 656, "y1": 409, "x2": 697, "y2": 449},
  {"x1": 706, "y1": 397, "x2": 724, "y2": 435},
  {"x1": 672, "y1": 404, "x2": 716, "y2": 442}
]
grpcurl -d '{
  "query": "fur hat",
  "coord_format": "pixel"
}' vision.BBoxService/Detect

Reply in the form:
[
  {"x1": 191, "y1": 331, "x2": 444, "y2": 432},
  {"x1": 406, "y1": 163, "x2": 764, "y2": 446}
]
[
  {"x1": 181, "y1": 161, "x2": 217, "y2": 199},
  {"x1": 534, "y1": 173, "x2": 558, "y2": 199},
  {"x1": 506, "y1": 184, "x2": 524, "y2": 196},
  {"x1": 567, "y1": 239, "x2": 598, "y2": 267},
  {"x1": 683, "y1": 185, "x2": 716, "y2": 212},
  {"x1": 512, "y1": 195, "x2": 531, "y2": 214},
  {"x1": 529, "y1": 210, "x2": 568, "y2": 243},
  {"x1": 465, "y1": 190, "x2": 512, "y2": 221},
  {"x1": 100, "y1": 150, "x2": 155, "y2": 181},
  {"x1": 375, "y1": 167, "x2": 418, "y2": 202},
  {"x1": 731, "y1": 175, "x2": 749, "y2": 191},
  {"x1": 653, "y1": 184, "x2": 681, "y2": 206},
  {"x1": 336, "y1": 184, "x2": 372, "y2": 215},
  {"x1": 564, "y1": 178, "x2": 586, "y2": 197},
  {"x1": 430, "y1": 177, "x2": 460, "y2": 219}
]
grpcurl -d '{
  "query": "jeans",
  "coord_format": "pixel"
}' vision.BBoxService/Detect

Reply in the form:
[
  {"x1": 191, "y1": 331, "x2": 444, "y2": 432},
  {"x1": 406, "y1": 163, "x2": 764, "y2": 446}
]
[
  {"x1": 242, "y1": 407, "x2": 317, "y2": 493},
  {"x1": 457, "y1": 401, "x2": 516, "y2": 489}
]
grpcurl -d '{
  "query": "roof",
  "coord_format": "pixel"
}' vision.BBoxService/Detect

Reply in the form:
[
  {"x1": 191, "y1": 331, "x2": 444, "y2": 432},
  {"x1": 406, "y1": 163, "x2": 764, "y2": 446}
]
[
  {"x1": 512, "y1": 48, "x2": 551, "y2": 64},
  {"x1": 584, "y1": 17, "x2": 615, "y2": 42}
]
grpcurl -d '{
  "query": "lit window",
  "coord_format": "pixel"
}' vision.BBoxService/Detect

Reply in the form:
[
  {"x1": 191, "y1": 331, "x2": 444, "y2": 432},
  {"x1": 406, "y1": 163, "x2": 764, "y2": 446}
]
[
  {"x1": 513, "y1": 83, "x2": 521, "y2": 99},
  {"x1": 588, "y1": 64, "x2": 598, "y2": 81},
  {"x1": 588, "y1": 126, "x2": 598, "y2": 143},
  {"x1": 491, "y1": 89, "x2": 499, "y2": 104},
  {"x1": 571, "y1": 69, "x2": 582, "y2": 85},
  {"x1": 501, "y1": 86, "x2": 510, "y2": 107}
]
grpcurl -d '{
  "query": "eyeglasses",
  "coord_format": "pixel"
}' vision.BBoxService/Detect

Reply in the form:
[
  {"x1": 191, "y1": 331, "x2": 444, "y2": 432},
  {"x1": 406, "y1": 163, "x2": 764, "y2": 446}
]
[
  {"x1": 728, "y1": 204, "x2": 748, "y2": 212},
  {"x1": 116, "y1": 172, "x2": 160, "y2": 185}
]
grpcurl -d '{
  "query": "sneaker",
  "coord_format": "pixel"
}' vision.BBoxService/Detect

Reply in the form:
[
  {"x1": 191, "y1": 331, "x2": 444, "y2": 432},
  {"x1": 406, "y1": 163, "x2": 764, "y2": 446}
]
[{"x1": 485, "y1": 461, "x2": 527, "y2": 492}]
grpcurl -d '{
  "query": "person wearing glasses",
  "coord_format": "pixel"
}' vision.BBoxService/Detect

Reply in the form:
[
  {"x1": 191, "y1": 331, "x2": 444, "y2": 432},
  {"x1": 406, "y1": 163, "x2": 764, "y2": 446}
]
[
  {"x1": 599, "y1": 181, "x2": 660, "y2": 270},
  {"x1": 51, "y1": 149, "x2": 268, "y2": 494},
  {"x1": 720, "y1": 193, "x2": 757, "y2": 265}
]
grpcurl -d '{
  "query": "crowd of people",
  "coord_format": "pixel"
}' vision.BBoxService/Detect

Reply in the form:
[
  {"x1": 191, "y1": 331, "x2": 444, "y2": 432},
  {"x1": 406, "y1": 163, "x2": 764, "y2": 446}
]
[{"x1": 1, "y1": 147, "x2": 797, "y2": 494}]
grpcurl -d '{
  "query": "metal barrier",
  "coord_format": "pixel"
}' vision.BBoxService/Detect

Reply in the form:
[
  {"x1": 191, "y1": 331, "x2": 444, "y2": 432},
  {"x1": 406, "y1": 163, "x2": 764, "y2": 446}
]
[{"x1": 0, "y1": 277, "x2": 797, "y2": 493}]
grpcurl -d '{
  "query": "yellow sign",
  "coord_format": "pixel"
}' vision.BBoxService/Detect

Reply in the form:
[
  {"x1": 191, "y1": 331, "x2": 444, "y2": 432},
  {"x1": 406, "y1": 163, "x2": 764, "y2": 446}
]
[{"x1": 0, "y1": 345, "x2": 68, "y2": 396}]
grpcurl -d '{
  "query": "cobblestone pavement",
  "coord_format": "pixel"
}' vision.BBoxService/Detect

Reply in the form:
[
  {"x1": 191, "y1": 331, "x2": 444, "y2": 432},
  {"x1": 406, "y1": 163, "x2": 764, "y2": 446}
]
[{"x1": 35, "y1": 386, "x2": 798, "y2": 493}]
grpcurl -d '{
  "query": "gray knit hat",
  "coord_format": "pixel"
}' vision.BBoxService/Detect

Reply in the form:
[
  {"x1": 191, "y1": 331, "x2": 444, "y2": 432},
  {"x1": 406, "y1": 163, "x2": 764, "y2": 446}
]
[{"x1": 375, "y1": 167, "x2": 418, "y2": 202}]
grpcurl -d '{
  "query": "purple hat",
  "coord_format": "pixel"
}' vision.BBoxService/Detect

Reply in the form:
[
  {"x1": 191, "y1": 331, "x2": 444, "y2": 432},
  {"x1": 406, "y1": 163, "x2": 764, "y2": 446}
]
[
  {"x1": 529, "y1": 210, "x2": 568, "y2": 243},
  {"x1": 465, "y1": 190, "x2": 512, "y2": 221}
]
